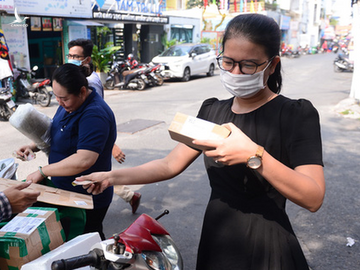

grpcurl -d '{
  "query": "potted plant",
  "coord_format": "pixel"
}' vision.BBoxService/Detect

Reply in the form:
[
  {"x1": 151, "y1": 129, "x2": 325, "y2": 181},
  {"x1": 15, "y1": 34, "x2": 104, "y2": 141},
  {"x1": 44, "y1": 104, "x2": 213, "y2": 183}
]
[{"x1": 91, "y1": 44, "x2": 121, "y2": 84}]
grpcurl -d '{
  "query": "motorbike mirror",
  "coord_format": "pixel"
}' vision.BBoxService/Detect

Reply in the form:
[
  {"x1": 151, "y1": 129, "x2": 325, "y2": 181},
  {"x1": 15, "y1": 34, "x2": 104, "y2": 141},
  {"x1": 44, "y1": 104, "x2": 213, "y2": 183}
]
[{"x1": 32, "y1": 66, "x2": 39, "y2": 71}]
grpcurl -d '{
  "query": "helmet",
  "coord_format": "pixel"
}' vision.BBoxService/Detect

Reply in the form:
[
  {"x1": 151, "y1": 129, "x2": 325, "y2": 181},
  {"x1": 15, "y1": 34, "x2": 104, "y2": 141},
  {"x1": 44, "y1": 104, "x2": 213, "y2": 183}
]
[{"x1": 128, "y1": 53, "x2": 133, "y2": 60}]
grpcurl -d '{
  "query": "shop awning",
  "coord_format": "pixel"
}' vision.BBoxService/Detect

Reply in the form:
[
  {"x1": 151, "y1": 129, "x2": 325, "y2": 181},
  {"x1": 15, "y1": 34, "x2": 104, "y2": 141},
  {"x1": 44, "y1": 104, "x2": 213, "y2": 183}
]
[{"x1": 67, "y1": 20, "x2": 104, "y2": 26}]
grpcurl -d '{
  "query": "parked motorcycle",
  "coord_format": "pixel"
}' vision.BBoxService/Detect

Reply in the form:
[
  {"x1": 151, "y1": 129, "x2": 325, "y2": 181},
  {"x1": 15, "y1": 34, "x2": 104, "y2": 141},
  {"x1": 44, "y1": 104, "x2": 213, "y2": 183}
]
[
  {"x1": 333, "y1": 54, "x2": 354, "y2": 72},
  {"x1": 281, "y1": 46, "x2": 300, "y2": 58},
  {"x1": 0, "y1": 86, "x2": 16, "y2": 121},
  {"x1": 50, "y1": 210, "x2": 183, "y2": 270},
  {"x1": 15, "y1": 66, "x2": 52, "y2": 107},
  {"x1": 143, "y1": 64, "x2": 164, "y2": 86},
  {"x1": 105, "y1": 61, "x2": 146, "y2": 91}
]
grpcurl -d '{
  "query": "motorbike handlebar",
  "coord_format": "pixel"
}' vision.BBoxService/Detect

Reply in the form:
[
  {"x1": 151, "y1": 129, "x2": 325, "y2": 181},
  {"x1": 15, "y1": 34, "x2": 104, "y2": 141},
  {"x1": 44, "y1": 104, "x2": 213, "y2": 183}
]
[{"x1": 51, "y1": 249, "x2": 102, "y2": 270}]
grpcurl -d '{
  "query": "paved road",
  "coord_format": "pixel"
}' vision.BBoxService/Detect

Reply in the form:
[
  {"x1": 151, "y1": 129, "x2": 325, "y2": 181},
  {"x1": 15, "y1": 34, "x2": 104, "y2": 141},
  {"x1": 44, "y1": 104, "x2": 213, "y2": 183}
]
[{"x1": 0, "y1": 52, "x2": 358, "y2": 269}]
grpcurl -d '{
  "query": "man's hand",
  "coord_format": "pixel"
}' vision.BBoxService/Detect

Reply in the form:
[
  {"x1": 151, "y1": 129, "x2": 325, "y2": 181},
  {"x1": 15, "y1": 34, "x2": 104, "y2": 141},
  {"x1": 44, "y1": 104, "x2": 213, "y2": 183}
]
[
  {"x1": 112, "y1": 144, "x2": 126, "y2": 164},
  {"x1": 3, "y1": 181, "x2": 40, "y2": 214}
]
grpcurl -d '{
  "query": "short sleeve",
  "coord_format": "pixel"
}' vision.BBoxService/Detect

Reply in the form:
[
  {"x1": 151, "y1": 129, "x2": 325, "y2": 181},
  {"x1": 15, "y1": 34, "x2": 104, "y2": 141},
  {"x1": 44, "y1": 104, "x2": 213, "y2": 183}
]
[
  {"x1": 77, "y1": 110, "x2": 110, "y2": 153},
  {"x1": 282, "y1": 99, "x2": 323, "y2": 168},
  {"x1": 197, "y1": 97, "x2": 218, "y2": 120}
]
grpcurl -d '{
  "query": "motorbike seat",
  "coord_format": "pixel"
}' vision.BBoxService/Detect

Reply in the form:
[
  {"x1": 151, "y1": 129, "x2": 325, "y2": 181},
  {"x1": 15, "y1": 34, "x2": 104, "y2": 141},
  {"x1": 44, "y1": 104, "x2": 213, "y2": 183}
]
[{"x1": 17, "y1": 67, "x2": 28, "y2": 73}]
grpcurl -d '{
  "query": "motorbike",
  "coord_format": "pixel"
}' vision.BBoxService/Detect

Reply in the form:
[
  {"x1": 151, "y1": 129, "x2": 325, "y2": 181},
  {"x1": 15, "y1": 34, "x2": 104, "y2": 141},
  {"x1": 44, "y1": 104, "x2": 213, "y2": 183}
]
[
  {"x1": 15, "y1": 66, "x2": 52, "y2": 107},
  {"x1": 49, "y1": 210, "x2": 183, "y2": 270},
  {"x1": 105, "y1": 61, "x2": 146, "y2": 91},
  {"x1": 333, "y1": 54, "x2": 354, "y2": 72},
  {"x1": 141, "y1": 64, "x2": 164, "y2": 87},
  {"x1": 0, "y1": 79, "x2": 16, "y2": 121},
  {"x1": 281, "y1": 46, "x2": 301, "y2": 58}
]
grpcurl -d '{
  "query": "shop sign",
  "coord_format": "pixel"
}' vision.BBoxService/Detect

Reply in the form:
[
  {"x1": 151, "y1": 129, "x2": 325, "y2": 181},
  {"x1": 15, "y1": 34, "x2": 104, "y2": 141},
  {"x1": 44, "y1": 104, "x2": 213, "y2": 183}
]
[
  {"x1": 105, "y1": 0, "x2": 165, "y2": 15},
  {"x1": 10, "y1": 0, "x2": 92, "y2": 18},
  {"x1": 0, "y1": 0, "x2": 14, "y2": 13},
  {"x1": 93, "y1": 11, "x2": 168, "y2": 24},
  {"x1": 280, "y1": 15, "x2": 291, "y2": 30}
]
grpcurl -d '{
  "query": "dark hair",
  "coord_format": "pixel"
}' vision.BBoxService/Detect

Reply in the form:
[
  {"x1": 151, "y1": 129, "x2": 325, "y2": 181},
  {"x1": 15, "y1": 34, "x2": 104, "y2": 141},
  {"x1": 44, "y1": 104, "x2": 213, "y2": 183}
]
[
  {"x1": 68, "y1": 39, "x2": 94, "y2": 58},
  {"x1": 52, "y1": 64, "x2": 89, "y2": 96},
  {"x1": 222, "y1": 13, "x2": 282, "y2": 93}
]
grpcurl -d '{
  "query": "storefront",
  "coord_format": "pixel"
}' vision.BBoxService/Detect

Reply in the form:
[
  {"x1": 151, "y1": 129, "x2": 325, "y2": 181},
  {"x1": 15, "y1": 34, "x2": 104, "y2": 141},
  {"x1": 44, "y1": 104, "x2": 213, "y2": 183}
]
[
  {"x1": 92, "y1": 0, "x2": 169, "y2": 63},
  {"x1": 0, "y1": 0, "x2": 93, "y2": 78}
]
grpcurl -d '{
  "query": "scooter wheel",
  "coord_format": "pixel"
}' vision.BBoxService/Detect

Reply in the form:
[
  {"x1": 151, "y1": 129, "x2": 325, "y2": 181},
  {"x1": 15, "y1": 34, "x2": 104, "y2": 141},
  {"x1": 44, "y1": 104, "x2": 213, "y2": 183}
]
[
  {"x1": 136, "y1": 79, "x2": 146, "y2": 91},
  {"x1": 0, "y1": 105, "x2": 13, "y2": 121},
  {"x1": 105, "y1": 80, "x2": 115, "y2": 90},
  {"x1": 155, "y1": 75, "x2": 164, "y2": 86},
  {"x1": 37, "y1": 88, "x2": 51, "y2": 107}
]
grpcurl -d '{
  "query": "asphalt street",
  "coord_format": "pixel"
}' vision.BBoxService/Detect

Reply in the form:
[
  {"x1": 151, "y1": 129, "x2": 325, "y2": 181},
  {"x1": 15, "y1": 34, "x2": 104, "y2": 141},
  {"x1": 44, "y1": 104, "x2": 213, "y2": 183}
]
[{"x1": 0, "y1": 52, "x2": 359, "y2": 270}]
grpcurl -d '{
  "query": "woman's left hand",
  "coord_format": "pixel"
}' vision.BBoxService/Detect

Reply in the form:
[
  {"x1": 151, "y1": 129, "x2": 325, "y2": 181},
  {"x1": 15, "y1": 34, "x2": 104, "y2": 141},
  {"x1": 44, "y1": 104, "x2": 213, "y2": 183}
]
[
  {"x1": 192, "y1": 123, "x2": 258, "y2": 166},
  {"x1": 26, "y1": 170, "x2": 45, "y2": 184}
]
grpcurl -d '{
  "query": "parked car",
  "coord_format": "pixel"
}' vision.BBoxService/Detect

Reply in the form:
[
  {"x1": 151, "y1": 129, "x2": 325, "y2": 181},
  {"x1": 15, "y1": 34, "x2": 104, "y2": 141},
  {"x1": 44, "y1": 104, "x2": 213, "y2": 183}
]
[{"x1": 151, "y1": 43, "x2": 216, "y2": 82}]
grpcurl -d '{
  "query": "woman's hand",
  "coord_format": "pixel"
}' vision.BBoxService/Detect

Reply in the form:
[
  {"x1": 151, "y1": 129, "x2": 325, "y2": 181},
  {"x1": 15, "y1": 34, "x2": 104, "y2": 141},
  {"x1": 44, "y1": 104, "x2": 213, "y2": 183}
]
[
  {"x1": 75, "y1": 172, "x2": 112, "y2": 195},
  {"x1": 14, "y1": 144, "x2": 38, "y2": 161},
  {"x1": 26, "y1": 169, "x2": 45, "y2": 184},
  {"x1": 192, "y1": 123, "x2": 258, "y2": 166}
]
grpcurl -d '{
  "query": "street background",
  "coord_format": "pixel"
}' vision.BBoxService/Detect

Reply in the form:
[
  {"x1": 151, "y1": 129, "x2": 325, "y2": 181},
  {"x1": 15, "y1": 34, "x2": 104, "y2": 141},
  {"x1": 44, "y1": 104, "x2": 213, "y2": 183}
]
[{"x1": 0, "y1": 53, "x2": 359, "y2": 269}]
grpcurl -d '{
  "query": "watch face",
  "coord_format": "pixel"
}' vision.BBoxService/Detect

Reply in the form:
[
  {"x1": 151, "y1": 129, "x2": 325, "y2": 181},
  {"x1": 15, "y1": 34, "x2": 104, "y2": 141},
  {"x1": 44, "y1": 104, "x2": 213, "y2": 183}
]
[{"x1": 247, "y1": 156, "x2": 262, "y2": 169}]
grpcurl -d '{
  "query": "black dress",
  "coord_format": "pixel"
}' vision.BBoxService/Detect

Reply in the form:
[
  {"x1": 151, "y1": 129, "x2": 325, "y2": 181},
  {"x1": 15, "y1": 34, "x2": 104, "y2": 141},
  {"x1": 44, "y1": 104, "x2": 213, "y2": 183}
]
[{"x1": 195, "y1": 95, "x2": 323, "y2": 270}]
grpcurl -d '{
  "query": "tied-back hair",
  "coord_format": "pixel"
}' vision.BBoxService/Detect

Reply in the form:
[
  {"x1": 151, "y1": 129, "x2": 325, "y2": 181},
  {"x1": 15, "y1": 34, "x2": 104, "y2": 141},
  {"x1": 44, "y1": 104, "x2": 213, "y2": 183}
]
[
  {"x1": 52, "y1": 64, "x2": 89, "y2": 96},
  {"x1": 222, "y1": 13, "x2": 282, "y2": 93}
]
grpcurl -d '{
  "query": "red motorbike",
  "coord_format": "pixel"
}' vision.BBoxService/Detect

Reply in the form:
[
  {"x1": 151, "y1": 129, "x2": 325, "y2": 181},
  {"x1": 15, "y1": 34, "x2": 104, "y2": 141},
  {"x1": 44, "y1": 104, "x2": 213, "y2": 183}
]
[
  {"x1": 50, "y1": 210, "x2": 183, "y2": 270},
  {"x1": 15, "y1": 66, "x2": 52, "y2": 107}
]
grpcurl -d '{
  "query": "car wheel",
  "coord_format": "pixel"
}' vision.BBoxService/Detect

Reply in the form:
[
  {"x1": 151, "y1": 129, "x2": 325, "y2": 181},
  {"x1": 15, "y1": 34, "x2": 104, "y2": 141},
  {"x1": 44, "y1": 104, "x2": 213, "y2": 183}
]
[
  {"x1": 181, "y1": 67, "x2": 191, "y2": 82},
  {"x1": 207, "y1": 64, "x2": 215, "y2": 77}
]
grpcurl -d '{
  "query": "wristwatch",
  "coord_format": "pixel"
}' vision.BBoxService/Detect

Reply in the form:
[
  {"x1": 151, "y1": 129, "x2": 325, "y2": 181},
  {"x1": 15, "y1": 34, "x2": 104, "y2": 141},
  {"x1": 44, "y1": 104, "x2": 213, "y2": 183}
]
[{"x1": 246, "y1": 145, "x2": 264, "y2": 169}]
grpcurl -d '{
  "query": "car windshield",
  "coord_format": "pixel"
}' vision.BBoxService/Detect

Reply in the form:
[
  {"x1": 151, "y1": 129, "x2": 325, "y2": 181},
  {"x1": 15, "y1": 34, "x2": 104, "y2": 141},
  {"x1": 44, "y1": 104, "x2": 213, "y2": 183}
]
[{"x1": 160, "y1": 45, "x2": 193, "y2": 57}]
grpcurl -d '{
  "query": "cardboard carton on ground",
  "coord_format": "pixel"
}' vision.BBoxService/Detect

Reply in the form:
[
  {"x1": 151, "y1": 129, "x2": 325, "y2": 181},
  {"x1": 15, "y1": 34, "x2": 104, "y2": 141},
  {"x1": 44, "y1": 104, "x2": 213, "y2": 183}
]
[
  {"x1": 168, "y1": 112, "x2": 231, "y2": 151},
  {"x1": 0, "y1": 178, "x2": 93, "y2": 209},
  {"x1": 0, "y1": 207, "x2": 65, "y2": 270}
]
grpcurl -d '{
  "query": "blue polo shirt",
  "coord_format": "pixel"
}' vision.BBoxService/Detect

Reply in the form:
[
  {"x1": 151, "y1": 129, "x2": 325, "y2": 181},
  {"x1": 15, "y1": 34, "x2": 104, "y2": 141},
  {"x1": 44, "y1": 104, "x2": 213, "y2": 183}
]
[{"x1": 49, "y1": 91, "x2": 115, "y2": 209}]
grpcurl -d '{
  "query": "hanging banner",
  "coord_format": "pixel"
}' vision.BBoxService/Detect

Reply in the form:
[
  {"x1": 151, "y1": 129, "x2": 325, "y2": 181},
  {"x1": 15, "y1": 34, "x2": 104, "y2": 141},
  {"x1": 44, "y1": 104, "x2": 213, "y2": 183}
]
[
  {"x1": 11, "y1": 0, "x2": 92, "y2": 18},
  {"x1": 30, "y1": 17, "x2": 41, "y2": 31},
  {"x1": 42, "y1": 17, "x2": 52, "y2": 31},
  {"x1": 53, "y1": 18, "x2": 63, "y2": 31},
  {"x1": 0, "y1": 16, "x2": 30, "y2": 69}
]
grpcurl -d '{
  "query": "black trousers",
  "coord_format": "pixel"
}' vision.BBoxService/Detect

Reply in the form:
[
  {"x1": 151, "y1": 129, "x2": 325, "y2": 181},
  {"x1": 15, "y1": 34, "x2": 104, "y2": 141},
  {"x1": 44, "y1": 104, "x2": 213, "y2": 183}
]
[{"x1": 84, "y1": 206, "x2": 110, "y2": 240}]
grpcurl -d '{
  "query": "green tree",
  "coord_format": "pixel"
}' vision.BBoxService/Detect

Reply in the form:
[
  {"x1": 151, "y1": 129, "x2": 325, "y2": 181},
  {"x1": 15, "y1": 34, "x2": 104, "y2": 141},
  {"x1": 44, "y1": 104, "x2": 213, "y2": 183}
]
[{"x1": 91, "y1": 43, "x2": 121, "y2": 73}]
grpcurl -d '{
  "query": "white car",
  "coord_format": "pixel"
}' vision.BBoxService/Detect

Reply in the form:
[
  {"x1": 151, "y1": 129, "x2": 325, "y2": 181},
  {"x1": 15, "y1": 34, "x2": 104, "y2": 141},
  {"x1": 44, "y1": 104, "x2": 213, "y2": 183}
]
[{"x1": 151, "y1": 43, "x2": 216, "y2": 82}]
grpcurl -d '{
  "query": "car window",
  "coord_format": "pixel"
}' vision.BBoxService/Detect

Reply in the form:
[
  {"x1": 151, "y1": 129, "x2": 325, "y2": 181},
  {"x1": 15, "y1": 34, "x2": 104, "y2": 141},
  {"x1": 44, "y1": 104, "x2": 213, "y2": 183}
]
[
  {"x1": 203, "y1": 45, "x2": 210, "y2": 53},
  {"x1": 161, "y1": 45, "x2": 193, "y2": 57}
]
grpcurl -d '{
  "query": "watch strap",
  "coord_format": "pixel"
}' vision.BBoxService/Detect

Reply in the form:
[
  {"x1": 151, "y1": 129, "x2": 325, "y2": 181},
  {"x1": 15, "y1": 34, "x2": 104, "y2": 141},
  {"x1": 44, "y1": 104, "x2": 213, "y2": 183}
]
[{"x1": 256, "y1": 146, "x2": 264, "y2": 159}]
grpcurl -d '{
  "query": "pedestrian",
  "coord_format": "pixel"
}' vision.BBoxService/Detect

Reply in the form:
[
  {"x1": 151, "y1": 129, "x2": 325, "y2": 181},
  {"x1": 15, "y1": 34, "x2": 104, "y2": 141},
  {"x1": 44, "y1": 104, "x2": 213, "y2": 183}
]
[
  {"x1": 0, "y1": 181, "x2": 40, "y2": 222},
  {"x1": 77, "y1": 13, "x2": 325, "y2": 269},
  {"x1": 67, "y1": 38, "x2": 141, "y2": 213},
  {"x1": 15, "y1": 64, "x2": 116, "y2": 240}
]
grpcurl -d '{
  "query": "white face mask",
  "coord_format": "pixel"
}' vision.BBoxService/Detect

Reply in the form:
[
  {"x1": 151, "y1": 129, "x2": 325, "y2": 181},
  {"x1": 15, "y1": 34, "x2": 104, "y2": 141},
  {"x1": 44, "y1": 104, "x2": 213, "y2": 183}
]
[{"x1": 220, "y1": 61, "x2": 272, "y2": 98}]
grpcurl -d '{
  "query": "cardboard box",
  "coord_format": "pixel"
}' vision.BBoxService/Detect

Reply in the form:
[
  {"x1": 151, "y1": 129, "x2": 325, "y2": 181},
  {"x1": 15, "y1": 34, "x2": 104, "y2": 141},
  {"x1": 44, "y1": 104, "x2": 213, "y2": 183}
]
[
  {"x1": 168, "y1": 112, "x2": 231, "y2": 151},
  {"x1": 21, "y1": 232, "x2": 101, "y2": 270},
  {"x1": 0, "y1": 207, "x2": 65, "y2": 270},
  {"x1": 0, "y1": 178, "x2": 93, "y2": 210}
]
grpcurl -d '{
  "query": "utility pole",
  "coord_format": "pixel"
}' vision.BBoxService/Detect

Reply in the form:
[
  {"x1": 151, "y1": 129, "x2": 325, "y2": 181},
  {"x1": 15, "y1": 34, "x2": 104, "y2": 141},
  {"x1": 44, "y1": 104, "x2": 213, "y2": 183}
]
[{"x1": 350, "y1": 0, "x2": 360, "y2": 100}]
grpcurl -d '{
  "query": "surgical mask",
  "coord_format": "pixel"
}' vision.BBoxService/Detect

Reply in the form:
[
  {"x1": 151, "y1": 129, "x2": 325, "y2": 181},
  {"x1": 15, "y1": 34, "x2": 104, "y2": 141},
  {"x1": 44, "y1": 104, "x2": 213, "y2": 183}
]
[
  {"x1": 67, "y1": 57, "x2": 87, "y2": 66},
  {"x1": 220, "y1": 61, "x2": 272, "y2": 98}
]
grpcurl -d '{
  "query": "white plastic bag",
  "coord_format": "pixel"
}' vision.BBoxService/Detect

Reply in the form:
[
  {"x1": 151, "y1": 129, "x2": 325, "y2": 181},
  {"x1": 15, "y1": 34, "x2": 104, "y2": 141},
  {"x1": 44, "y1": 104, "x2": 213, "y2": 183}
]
[
  {"x1": 9, "y1": 103, "x2": 51, "y2": 155},
  {"x1": 0, "y1": 158, "x2": 18, "y2": 179}
]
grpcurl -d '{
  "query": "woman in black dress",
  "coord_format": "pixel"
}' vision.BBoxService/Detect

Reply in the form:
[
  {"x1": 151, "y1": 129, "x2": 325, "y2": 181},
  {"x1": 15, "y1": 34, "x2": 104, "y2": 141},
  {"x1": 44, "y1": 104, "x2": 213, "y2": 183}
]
[{"x1": 78, "y1": 13, "x2": 325, "y2": 270}]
